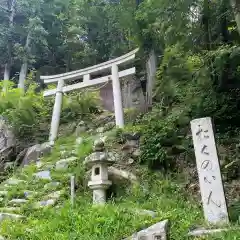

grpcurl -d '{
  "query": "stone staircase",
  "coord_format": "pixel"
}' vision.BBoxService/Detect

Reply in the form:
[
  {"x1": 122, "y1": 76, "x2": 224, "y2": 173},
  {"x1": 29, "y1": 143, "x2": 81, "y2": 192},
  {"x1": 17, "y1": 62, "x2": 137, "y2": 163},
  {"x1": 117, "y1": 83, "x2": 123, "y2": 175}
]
[
  {"x1": 0, "y1": 118, "x2": 150, "y2": 239},
  {"x1": 0, "y1": 146, "x2": 80, "y2": 239}
]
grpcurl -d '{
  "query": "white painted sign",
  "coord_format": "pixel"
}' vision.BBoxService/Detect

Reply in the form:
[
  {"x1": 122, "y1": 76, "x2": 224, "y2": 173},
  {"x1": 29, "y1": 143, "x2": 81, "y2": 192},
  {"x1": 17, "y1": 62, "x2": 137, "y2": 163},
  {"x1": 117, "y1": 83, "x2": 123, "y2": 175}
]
[{"x1": 190, "y1": 117, "x2": 229, "y2": 224}]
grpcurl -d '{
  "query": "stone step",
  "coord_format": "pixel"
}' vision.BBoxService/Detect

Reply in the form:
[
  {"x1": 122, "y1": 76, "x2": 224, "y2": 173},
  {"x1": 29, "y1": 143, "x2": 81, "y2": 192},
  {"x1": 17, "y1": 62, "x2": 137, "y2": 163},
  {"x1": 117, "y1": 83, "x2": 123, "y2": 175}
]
[
  {"x1": 0, "y1": 213, "x2": 24, "y2": 222},
  {"x1": 33, "y1": 199, "x2": 57, "y2": 209},
  {"x1": 8, "y1": 199, "x2": 28, "y2": 206},
  {"x1": 4, "y1": 179, "x2": 26, "y2": 187},
  {"x1": 44, "y1": 181, "x2": 60, "y2": 190},
  {"x1": 55, "y1": 157, "x2": 78, "y2": 170},
  {"x1": 187, "y1": 228, "x2": 231, "y2": 237},
  {"x1": 0, "y1": 207, "x2": 21, "y2": 213},
  {"x1": 34, "y1": 190, "x2": 64, "y2": 209},
  {"x1": 33, "y1": 170, "x2": 52, "y2": 180},
  {"x1": 45, "y1": 190, "x2": 64, "y2": 200}
]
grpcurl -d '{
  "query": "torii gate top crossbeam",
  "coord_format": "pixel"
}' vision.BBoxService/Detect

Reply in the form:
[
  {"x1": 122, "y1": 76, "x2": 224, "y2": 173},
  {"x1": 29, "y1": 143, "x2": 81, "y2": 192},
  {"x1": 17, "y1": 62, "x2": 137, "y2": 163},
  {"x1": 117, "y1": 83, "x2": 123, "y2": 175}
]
[
  {"x1": 40, "y1": 48, "x2": 138, "y2": 84},
  {"x1": 43, "y1": 67, "x2": 135, "y2": 97}
]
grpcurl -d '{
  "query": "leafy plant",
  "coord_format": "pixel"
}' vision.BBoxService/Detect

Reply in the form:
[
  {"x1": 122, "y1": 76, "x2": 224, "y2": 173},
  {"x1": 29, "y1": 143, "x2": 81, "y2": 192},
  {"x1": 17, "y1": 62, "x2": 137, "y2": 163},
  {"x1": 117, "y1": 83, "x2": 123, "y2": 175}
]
[
  {"x1": 0, "y1": 80, "x2": 52, "y2": 144},
  {"x1": 61, "y1": 90, "x2": 100, "y2": 123},
  {"x1": 139, "y1": 106, "x2": 190, "y2": 170}
]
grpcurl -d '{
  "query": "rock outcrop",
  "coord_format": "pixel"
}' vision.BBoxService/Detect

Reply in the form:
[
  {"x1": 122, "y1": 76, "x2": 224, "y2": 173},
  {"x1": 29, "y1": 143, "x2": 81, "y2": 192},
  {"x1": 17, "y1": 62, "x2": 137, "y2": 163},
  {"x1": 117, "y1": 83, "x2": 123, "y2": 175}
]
[{"x1": 0, "y1": 117, "x2": 15, "y2": 162}]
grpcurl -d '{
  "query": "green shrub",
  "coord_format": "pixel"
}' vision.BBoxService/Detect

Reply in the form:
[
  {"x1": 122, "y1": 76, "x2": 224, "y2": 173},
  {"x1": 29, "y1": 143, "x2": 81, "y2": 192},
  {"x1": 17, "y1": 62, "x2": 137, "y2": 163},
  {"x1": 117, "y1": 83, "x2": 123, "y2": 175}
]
[
  {"x1": 0, "y1": 81, "x2": 52, "y2": 143},
  {"x1": 61, "y1": 90, "x2": 100, "y2": 123},
  {"x1": 139, "y1": 106, "x2": 190, "y2": 170},
  {"x1": 139, "y1": 44, "x2": 240, "y2": 172},
  {"x1": 0, "y1": 81, "x2": 101, "y2": 145}
]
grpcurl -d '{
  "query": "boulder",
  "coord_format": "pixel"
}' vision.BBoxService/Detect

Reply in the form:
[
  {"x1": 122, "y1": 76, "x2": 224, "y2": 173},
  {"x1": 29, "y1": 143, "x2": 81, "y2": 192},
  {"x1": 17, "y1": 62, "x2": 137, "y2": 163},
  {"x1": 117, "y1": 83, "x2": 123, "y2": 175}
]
[
  {"x1": 21, "y1": 142, "x2": 52, "y2": 166},
  {"x1": 108, "y1": 167, "x2": 137, "y2": 183},
  {"x1": 15, "y1": 148, "x2": 28, "y2": 166},
  {"x1": 0, "y1": 117, "x2": 15, "y2": 162},
  {"x1": 125, "y1": 219, "x2": 169, "y2": 240}
]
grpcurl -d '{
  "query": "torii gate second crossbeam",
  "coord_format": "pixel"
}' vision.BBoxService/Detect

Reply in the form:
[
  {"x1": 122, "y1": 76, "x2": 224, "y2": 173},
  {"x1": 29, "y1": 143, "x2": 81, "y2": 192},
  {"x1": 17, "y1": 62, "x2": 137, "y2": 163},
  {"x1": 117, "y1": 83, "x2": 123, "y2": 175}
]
[{"x1": 40, "y1": 49, "x2": 138, "y2": 145}]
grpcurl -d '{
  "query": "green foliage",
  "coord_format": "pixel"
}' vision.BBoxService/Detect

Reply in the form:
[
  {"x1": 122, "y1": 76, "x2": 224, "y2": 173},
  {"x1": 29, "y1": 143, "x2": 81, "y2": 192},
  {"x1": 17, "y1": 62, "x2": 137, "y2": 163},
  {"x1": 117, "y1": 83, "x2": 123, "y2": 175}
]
[
  {"x1": 0, "y1": 137, "x2": 239, "y2": 240},
  {"x1": 61, "y1": 90, "x2": 100, "y2": 123},
  {"x1": 0, "y1": 136, "x2": 204, "y2": 240},
  {"x1": 0, "y1": 80, "x2": 52, "y2": 143},
  {"x1": 139, "y1": 42, "x2": 240, "y2": 171},
  {"x1": 135, "y1": 106, "x2": 190, "y2": 170}
]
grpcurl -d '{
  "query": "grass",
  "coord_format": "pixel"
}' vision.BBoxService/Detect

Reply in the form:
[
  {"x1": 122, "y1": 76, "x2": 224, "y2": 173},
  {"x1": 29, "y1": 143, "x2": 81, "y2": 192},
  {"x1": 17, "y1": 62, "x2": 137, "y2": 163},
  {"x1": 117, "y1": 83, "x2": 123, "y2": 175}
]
[{"x1": 0, "y1": 134, "x2": 239, "y2": 239}]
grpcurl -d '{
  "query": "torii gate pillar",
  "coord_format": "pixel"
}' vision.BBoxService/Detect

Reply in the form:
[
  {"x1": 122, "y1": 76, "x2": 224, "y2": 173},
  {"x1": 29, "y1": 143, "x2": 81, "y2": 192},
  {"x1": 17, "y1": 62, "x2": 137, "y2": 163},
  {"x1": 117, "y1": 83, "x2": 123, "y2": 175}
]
[
  {"x1": 111, "y1": 64, "x2": 124, "y2": 128},
  {"x1": 49, "y1": 79, "x2": 64, "y2": 145}
]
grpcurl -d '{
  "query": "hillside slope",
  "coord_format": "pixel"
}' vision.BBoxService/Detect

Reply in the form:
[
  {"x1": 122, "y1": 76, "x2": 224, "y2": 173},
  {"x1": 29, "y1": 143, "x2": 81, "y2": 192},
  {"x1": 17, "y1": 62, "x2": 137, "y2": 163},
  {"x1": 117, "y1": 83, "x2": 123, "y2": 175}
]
[{"x1": 0, "y1": 128, "x2": 239, "y2": 240}]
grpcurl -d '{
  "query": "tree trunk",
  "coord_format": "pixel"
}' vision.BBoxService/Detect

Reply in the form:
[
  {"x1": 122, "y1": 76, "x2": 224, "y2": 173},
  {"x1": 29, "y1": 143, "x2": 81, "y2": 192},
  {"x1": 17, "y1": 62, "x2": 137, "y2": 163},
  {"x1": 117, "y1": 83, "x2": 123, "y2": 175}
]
[
  {"x1": 3, "y1": 0, "x2": 16, "y2": 82},
  {"x1": 18, "y1": 32, "x2": 31, "y2": 90},
  {"x1": 231, "y1": 0, "x2": 240, "y2": 36},
  {"x1": 18, "y1": 62, "x2": 28, "y2": 90},
  {"x1": 4, "y1": 64, "x2": 10, "y2": 81},
  {"x1": 203, "y1": 0, "x2": 211, "y2": 50},
  {"x1": 220, "y1": 0, "x2": 230, "y2": 43}
]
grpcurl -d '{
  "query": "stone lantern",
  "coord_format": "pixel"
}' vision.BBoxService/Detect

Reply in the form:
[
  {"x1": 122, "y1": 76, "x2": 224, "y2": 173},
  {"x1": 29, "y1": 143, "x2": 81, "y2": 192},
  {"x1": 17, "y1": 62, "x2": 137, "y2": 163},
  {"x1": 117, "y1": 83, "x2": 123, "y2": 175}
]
[{"x1": 84, "y1": 139, "x2": 115, "y2": 204}]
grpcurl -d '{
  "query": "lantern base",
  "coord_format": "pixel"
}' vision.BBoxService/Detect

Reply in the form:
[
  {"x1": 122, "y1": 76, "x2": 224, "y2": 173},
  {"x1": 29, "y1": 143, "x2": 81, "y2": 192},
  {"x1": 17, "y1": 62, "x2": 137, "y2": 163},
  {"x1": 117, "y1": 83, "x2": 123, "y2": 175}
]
[
  {"x1": 88, "y1": 180, "x2": 112, "y2": 204},
  {"x1": 93, "y1": 189, "x2": 107, "y2": 204}
]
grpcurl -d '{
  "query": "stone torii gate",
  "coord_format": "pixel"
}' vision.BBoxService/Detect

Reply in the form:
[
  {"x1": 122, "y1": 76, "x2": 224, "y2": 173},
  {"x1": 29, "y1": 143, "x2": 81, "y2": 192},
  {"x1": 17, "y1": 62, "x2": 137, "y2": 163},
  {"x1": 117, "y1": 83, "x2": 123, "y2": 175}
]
[{"x1": 40, "y1": 49, "x2": 138, "y2": 145}]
